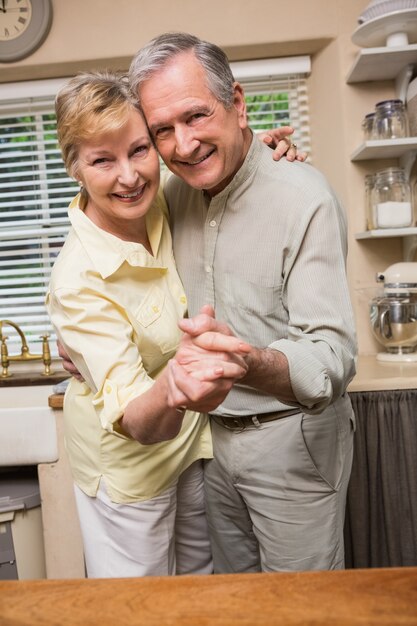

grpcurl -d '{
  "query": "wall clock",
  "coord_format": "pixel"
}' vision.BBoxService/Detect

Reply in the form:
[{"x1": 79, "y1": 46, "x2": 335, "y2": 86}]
[{"x1": 0, "y1": 0, "x2": 53, "y2": 63}]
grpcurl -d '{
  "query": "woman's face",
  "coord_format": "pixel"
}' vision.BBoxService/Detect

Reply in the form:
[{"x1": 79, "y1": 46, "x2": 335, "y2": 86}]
[{"x1": 76, "y1": 109, "x2": 160, "y2": 241}]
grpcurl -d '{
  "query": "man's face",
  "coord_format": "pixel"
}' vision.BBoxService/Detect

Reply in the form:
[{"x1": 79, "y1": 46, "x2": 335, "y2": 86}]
[{"x1": 139, "y1": 51, "x2": 251, "y2": 196}]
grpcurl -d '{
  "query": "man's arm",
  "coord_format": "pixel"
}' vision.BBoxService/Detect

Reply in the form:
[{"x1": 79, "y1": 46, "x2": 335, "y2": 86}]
[{"x1": 175, "y1": 307, "x2": 296, "y2": 405}]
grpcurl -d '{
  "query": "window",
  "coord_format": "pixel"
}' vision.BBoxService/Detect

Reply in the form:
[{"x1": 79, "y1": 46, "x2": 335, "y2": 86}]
[
  {"x1": 0, "y1": 58, "x2": 311, "y2": 356},
  {"x1": 231, "y1": 55, "x2": 311, "y2": 155},
  {"x1": 0, "y1": 80, "x2": 76, "y2": 356}
]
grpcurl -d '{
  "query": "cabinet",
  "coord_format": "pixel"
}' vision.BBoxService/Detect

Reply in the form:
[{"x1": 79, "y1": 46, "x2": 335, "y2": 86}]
[
  {"x1": 347, "y1": 45, "x2": 417, "y2": 260},
  {"x1": 345, "y1": 387, "x2": 417, "y2": 568}
]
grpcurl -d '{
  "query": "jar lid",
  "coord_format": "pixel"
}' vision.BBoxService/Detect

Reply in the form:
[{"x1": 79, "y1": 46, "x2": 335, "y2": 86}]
[
  {"x1": 375, "y1": 168, "x2": 407, "y2": 183},
  {"x1": 375, "y1": 99, "x2": 404, "y2": 107},
  {"x1": 375, "y1": 166, "x2": 405, "y2": 176}
]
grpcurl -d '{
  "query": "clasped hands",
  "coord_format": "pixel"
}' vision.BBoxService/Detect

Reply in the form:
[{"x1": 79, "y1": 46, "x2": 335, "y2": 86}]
[
  {"x1": 166, "y1": 305, "x2": 251, "y2": 413},
  {"x1": 57, "y1": 304, "x2": 250, "y2": 414}
]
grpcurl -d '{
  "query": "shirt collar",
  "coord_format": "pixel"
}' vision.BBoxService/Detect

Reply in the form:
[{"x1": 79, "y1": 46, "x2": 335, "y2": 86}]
[{"x1": 68, "y1": 193, "x2": 166, "y2": 279}]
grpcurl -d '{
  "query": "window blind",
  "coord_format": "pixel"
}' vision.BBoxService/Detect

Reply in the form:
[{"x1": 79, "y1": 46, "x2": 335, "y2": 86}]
[
  {"x1": 0, "y1": 95, "x2": 77, "y2": 355},
  {"x1": 231, "y1": 55, "x2": 311, "y2": 156},
  {"x1": 0, "y1": 58, "x2": 311, "y2": 356}
]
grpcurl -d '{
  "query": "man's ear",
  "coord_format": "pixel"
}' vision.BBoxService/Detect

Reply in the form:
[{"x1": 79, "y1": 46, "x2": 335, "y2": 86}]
[{"x1": 233, "y1": 82, "x2": 248, "y2": 130}]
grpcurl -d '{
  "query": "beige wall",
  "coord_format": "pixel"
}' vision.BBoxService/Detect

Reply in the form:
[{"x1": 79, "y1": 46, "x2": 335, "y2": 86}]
[{"x1": 1, "y1": 0, "x2": 407, "y2": 355}]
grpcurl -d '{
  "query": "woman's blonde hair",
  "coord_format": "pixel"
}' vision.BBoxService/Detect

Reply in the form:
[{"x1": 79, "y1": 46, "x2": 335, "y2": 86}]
[{"x1": 55, "y1": 70, "x2": 142, "y2": 179}]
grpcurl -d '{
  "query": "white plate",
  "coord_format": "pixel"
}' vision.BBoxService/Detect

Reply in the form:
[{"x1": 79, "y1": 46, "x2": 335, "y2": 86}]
[
  {"x1": 358, "y1": 0, "x2": 417, "y2": 24},
  {"x1": 352, "y1": 9, "x2": 417, "y2": 47}
]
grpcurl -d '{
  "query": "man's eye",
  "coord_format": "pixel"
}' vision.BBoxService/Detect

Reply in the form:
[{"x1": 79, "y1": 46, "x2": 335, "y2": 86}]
[{"x1": 155, "y1": 127, "x2": 170, "y2": 138}]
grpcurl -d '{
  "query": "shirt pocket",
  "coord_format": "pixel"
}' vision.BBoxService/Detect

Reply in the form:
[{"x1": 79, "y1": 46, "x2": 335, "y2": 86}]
[
  {"x1": 216, "y1": 271, "x2": 287, "y2": 346},
  {"x1": 221, "y1": 270, "x2": 284, "y2": 316},
  {"x1": 130, "y1": 285, "x2": 181, "y2": 358}
]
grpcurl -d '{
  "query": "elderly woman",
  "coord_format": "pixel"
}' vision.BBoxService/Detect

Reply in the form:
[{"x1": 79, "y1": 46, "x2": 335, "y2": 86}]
[
  {"x1": 47, "y1": 71, "x2": 253, "y2": 578},
  {"x1": 48, "y1": 70, "x2": 301, "y2": 579}
]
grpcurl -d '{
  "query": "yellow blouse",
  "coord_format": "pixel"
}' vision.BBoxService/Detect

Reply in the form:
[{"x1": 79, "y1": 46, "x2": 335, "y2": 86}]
[{"x1": 46, "y1": 189, "x2": 212, "y2": 503}]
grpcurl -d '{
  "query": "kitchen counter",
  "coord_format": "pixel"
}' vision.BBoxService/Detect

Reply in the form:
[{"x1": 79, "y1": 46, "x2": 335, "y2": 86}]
[
  {"x1": 0, "y1": 371, "x2": 68, "y2": 388},
  {"x1": 0, "y1": 567, "x2": 416, "y2": 625},
  {"x1": 46, "y1": 355, "x2": 417, "y2": 408},
  {"x1": 348, "y1": 354, "x2": 417, "y2": 392}
]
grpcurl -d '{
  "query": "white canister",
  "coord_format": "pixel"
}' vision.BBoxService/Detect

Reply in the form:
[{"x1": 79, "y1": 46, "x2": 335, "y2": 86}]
[{"x1": 373, "y1": 167, "x2": 413, "y2": 229}]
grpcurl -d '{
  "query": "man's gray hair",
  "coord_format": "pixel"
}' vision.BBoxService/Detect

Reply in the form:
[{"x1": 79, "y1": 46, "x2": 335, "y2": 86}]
[{"x1": 129, "y1": 32, "x2": 236, "y2": 109}]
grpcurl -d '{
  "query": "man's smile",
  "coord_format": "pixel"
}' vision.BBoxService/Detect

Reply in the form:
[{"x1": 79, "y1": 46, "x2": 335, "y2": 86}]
[{"x1": 175, "y1": 148, "x2": 216, "y2": 166}]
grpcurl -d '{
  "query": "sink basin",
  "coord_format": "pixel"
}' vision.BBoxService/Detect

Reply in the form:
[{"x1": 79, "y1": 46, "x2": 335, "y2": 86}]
[{"x1": 0, "y1": 404, "x2": 58, "y2": 466}]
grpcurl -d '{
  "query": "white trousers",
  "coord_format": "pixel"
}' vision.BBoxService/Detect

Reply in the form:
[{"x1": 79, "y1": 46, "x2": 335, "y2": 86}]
[{"x1": 74, "y1": 460, "x2": 213, "y2": 578}]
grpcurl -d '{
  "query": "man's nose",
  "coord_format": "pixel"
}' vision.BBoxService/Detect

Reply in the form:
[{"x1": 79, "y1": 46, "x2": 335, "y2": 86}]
[{"x1": 174, "y1": 126, "x2": 199, "y2": 158}]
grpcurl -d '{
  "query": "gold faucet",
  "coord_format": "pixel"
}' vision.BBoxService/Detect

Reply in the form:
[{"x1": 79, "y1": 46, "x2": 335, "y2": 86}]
[{"x1": 0, "y1": 319, "x2": 52, "y2": 378}]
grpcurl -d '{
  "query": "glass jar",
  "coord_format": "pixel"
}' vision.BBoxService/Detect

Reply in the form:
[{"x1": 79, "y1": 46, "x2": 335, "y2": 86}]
[
  {"x1": 373, "y1": 167, "x2": 413, "y2": 229},
  {"x1": 365, "y1": 173, "x2": 376, "y2": 230},
  {"x1": 362, "y1": 113, "x2": 375, "y2": 140},
  {"x1": 373, "y1": 99, "x2": 409, "y2": 140}
]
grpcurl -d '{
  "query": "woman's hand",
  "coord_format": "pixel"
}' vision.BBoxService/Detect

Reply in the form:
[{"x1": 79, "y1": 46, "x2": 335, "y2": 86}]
[{"x1": 57, "y1": 339, "x2": 84, "y2": 381}]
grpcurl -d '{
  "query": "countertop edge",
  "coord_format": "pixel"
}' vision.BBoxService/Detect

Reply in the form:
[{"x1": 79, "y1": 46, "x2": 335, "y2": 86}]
[{"x1": 47, "y1": 355, "x2": 417, "y2": 410}]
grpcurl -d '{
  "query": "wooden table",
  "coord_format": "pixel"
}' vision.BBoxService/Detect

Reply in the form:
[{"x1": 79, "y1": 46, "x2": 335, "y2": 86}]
[{"x1": 0, "y1": 567, "x2": 416, "y2": 625}]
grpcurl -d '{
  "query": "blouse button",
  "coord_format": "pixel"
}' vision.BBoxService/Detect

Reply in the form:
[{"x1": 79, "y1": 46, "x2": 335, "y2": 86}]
[
  {"x1": 152, "y1": 305, "x2": 159, "y2": 313},
  {"x1": 180, "y1": 296, "x2": 187, "y2": 304},
  {"x1": 209, "y1": 220, "x2": 217, "y2": 227},
  {"x1": 105, "y1": 385, "x2": 111, "y2": 394}
]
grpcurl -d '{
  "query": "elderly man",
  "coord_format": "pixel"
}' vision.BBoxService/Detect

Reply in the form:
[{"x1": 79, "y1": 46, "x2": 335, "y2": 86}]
[{"x1": 127, "y1": 32, "x2": 357, "y2": 574}]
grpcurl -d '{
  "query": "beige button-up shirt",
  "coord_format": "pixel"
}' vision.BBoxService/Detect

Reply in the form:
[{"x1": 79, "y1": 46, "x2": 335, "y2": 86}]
[{"x1": 165, "y1": 135, "x2": 357, "y2": 416}]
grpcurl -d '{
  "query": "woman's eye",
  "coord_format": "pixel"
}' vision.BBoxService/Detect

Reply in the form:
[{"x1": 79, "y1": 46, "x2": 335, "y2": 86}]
[
  {"x1": 133, "y1": 145, "x2": 148, "y2": 155},
  {"x1": 92, "y1": 157, "x2": 109, "y2": 166}
]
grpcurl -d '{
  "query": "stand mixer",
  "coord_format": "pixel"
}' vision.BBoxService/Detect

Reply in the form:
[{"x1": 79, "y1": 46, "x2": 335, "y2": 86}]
[{"x1": 370, "y1": 262, "x2": 417, "y2": 362}]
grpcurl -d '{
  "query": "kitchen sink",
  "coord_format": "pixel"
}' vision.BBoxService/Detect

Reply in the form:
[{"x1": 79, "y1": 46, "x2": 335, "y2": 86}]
[{"x1": 0, "y1": 386, "x2": 58, "y2": 466}]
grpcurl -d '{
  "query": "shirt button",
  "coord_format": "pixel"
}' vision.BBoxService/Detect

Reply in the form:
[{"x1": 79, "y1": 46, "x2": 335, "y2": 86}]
[
  {"x1": 180, "y1": 296, "x2": 187, "y2": 304},
  {"x1": 209, "y1": 220, "x2": 217, "y2": 227},
  {"x1": 205, "y1": 266, "x2": 212, "y2": 273},
  {"x1": 152, "y1": 305, "x2": 159, "y2": 313}
]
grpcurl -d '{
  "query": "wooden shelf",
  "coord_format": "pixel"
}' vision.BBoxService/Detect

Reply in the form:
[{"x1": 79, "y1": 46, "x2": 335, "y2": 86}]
[
  {"x1": 351, "y1": 138, "x2": 417, "y2": 161},
  {"x1": 355, "y1": 228, "x2": 417, "y2": 261},
  {"x1": 347, "y1": 44, "x2": 417, "y2": 83},
  {"x1": 355, "y1": 227, "x2": 417, "y2": 239}
]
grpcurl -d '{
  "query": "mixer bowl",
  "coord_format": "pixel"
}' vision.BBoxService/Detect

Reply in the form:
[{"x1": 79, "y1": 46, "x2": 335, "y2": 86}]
[{"x1": 370, "y1": 296, "x2": 417, "y2": 352}]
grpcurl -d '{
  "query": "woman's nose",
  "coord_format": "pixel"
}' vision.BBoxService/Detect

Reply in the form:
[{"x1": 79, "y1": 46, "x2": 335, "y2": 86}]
[{"x1": 117, "y1": 160, "x2": 139, "y2": 186}]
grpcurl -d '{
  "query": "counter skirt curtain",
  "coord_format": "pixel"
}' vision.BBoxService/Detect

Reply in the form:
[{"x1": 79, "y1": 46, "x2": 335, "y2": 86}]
[{"x1": 344, "y1": 389, "x2": 417, "y2": 568}]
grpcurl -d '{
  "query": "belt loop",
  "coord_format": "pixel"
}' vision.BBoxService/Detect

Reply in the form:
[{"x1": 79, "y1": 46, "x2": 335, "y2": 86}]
[{"x1": 251, "y1": 415, "x2": 261, "y2": 428}]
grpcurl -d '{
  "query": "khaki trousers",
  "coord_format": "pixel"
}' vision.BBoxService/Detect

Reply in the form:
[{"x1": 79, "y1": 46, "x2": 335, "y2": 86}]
[{"x1": 204, "y1": 396, "x2": 355, "y2": 573}]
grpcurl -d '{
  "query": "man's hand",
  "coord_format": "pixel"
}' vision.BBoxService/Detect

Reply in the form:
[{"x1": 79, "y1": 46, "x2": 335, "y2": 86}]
[
  {"x1": 57, "y1": 340, "x2": 84, "y2": 381},
  {"x1": 175, "y1": 306, "x2": 250, "y2": 379},
  {"x1": 258, "y1": 125, "x2": 308, "y2": 162},
  {"x1": 177, "y1": 305, "x2": 297, "y2": 404},
  {"x1": 167, "y1": 305, "x2": 251, "y2": 412}
]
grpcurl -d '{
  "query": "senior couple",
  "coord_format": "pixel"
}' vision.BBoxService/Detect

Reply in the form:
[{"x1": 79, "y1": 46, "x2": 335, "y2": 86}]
[{"x1": 47, "y1": 32, "x2": 357, "y2": 579}]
